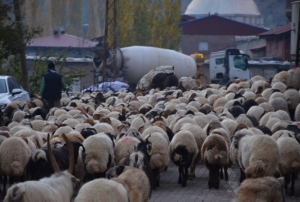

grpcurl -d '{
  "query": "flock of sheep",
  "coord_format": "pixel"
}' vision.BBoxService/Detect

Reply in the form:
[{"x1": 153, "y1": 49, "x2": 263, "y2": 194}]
[{"x1": 0, "y1": 67, "x2": 300, "y2": 202}]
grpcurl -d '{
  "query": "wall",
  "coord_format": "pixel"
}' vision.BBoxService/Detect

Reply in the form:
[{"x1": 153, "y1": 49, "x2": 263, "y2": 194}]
[
  {"x1": 236, "y1": 39, "x2": 266, "y2": 58},
  {"x1": 181, "y1": 35, "x2": 235, "y2": 57},
  {"x1": 265, "y1": 34, "x2": 291, "y2": 61}
]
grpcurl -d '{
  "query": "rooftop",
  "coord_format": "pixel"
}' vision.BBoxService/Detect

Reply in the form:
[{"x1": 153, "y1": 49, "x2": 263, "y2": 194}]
[
  {"x1": 259, "y1": 24, "x2": 291, "y2": 37},
  {"x1": 27, "y1": 34, "x2": 97, "y2": 48}
]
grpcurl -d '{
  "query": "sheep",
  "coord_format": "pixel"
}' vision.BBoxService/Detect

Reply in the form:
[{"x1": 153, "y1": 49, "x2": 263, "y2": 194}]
[
  {"x1": 0, "y1": 126, "x2": 10, "y2": 145},
  {"x1": 172, "y1": 116, "x2": 198, "y2": 134},
  {"x1": 130, "y1": 115, "x2": 151, "y2": 133},
  {"x1": 235, "y1": 114, "x2": 254, "y2": 128},
  {"x1": 82, "y1": 132, "x2": 115, "y2": 181},
  {"x1": 106, "y1": 165, "x2": 151, "y2": 202},
  {"x1": 142, "y1": 126, "x2": 169, "y2": 143},
  {"x1": 114, "y1": 136, "x2": 141, "y2": 165},
  {"x1": 284, "y1": 88, "x2": 300, "y2": 121},
  {"x1": 62, "y1": 118, "x2": 80, "y2": 128},
  {"x1": 25, "y1": 134, "x2": 84, "y2": 181},
  {"x1": 246, "y1": 106, "x2": 264, "y2": 122},
  {"x1": 74, "y1": 178, "x2": 129, "y2": 202},
  {"x1": 276, "y1": 135, "x2": 300, "y2": 196},
  {"x1": 11, "y1": 110, "x2": 27, "y2": 123},
  {"x1": 288, "y1": 66, "x2": 300, "y2": 90},
  {"x1": 238, "y1": 134, "x2": 279, "y2": 179},
  {"x1": 92, "y1": 122, "x2": 115, "y2": 137},
  {"x1": 201, "y1": 133, "x2": 229, "y2": 189},
  {"x1": 0, "y1": 137, "x2": 31, "y2": 192},
  {"x1": 75, "y1": 123, "x2": 93, "y2": 133},
  {"x1": 53, "y1": 125, "x2": 74, "y2": 136},
  {"x1": 269, "y1": 97, "x2": 288, "y2": 112},
  {"x1": 4, "y1": 134, "x2": 80, "y2": 202},
  {"x1": 141, "y1": 132, "x2": 170, "y2": 188},
  {"x1": 80, "y1": 127, "x2": 97, "y2": 139},
  {"x1": 30, "y1": 119, "x2": 47, "y2": 131},
  {"x1": 230, "y1": 129, "x2": 255, "y2": 182},
  {"x1": 233, "y1": 177, "x2": 285, "y2": 202},
  {"x1": 272, "y1": 70, "x2": 293, "y2": 87},
  {"x1": 178, "y1": 77, "x2": 198, "y2": 90},
  {"x1": 169, "y1": 130, "x2": 198, "y2": 187}
]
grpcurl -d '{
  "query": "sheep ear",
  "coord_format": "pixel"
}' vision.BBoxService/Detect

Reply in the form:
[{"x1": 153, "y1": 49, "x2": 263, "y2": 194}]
[{"x1": 116, "y1": 165, "x2": 125, "y2": 175}]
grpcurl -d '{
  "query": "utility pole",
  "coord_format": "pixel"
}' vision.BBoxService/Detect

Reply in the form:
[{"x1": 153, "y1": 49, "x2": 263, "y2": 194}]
[{"x1": 102, "y1": 0, "x2": 118, "y2": 83}]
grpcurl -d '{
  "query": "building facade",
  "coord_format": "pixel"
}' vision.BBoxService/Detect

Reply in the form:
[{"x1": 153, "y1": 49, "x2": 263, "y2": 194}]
[{"x1": 180, "y1": 15, "x2": 268, "y2": 58}]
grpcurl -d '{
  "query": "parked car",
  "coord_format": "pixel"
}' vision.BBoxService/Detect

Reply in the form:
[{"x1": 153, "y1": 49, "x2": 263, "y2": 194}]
[{"x1": 0, "y1": 75, "x2": 31, "y2": 111}]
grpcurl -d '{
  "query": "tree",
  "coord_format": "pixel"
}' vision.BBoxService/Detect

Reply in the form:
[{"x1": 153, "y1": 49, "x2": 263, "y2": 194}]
[
  {"x1": 117, "y1": 0, "x2": 182, "y2": 50},
  {"x1": 0, "y1": 0, "x2": 41, "y2": 91}
]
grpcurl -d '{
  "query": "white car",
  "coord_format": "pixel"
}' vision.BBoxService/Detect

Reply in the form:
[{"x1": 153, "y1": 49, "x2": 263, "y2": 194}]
[{"x1": 0, "y1": 75, "x2": 31, "y2": 111}]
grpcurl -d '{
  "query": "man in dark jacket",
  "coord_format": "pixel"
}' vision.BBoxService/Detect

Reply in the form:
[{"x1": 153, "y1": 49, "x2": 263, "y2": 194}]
[{"x1": 40, "y1": 62, "x2": 66, "y2": 108}]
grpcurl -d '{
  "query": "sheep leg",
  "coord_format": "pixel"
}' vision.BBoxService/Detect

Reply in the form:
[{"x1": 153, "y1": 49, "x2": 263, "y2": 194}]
[
  {"x1": 2, "y1": 175, "x2": 7, "y2": 197},
  {"x1": 224, "y1": 165, "x2": 228, "y2": 181},
  {"x1": 240, "y1": 168, "x2": 246, "y2": 183},
  {"x1": 291, "y1": 173, "x2": 296, "y2": 196},
  {"x1": 178, "y1": 166, "x2": 183, "y2": 184},
  {"x1": 188, "y1": 164, "x2": 196, "y2": 180},
  {"x1": 182, "y1": 165, "x2": 188, "y2": 187},
  {"x1": 208, "y1": 169, "x2": 213, "y2": 189},
  {"x1": 284, "y1": 175, "x2": 289, "y2": 192},
  {"x1": 219, "y1": 168, "x2": 224, "y2": 179},
  {"x1": 9, "y1": 176, "x2": 14, "y2": 186},
  {"x1": 214, "y1": 167, "x2": 220, "y2": 189},
  {"x1": 157, "y1": 172, "x2": 160, "y2": 187}
]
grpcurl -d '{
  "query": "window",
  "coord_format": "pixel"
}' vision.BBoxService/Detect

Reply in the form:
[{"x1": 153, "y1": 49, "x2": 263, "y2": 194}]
[
  {"x1": 216, "y1": 58, "x2": 224, "y2": 65},
  {"x1": 198, "y1": 42, "x2": 208, "y2": 51},
  {"x1": 233, "y1": 55, "x2": 247, "y2": 70},
  {"x1": 0, "y1": 79, "x2": 7, "y2": 93}
]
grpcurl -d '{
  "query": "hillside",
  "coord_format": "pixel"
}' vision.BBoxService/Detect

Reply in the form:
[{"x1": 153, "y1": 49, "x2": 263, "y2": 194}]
[{"x1": 181, "y1": 0, "x2": 288, "y2": 29}]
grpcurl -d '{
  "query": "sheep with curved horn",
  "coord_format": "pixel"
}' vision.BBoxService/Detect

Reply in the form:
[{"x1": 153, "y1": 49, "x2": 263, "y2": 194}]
[{"x1": 4, "y1": 134, "x2": 79, "y2": 202}]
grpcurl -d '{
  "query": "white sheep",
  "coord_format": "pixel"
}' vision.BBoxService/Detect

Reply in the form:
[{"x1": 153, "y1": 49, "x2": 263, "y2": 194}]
[
  {"x1": 82, "y1": 133, "x2": 115, "y2": 181},
  {"x1": 114, "y1": 136, "x2": 140, "y2": 165},
  {"x1": 233, "y1": 177, "x2": 285, "y2": 202},
  {"x1": 5, "y1": 134, "x2": 80, "y2": 202},
  {"x1": 92, "y1": 122, "x2": 115, "y2": 136},
  {"x1": 142, "y1": 132, "x2": 170, "y2": 188},
  {"x1": 74, "y1": 178, "x2": 129, "y2": 202},
  {"x1": 0, "y1": 137, "x2": 31, "y2": 178},
  {"x1": 276, "y1": 135, "x2": 300, "y2": 196},
  {"x1": 106, "y1": 165, "x2": 151, "y2": 202},
  {"x1": 238, "y1": 134, "x2": 279, "y2": 178}
]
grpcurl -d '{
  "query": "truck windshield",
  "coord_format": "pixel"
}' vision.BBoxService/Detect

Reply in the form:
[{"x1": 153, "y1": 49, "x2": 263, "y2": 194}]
[{"x1": 233, "y1": 56, "x2": 247, "y2": 70}]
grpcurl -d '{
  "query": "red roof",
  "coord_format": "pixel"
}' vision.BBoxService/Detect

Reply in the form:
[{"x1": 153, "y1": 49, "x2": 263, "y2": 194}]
[
  {"x1": 259, "y1": 24, "x2": 291, "y2": 37},
  {"x1": 180, "y1": 15, "x2": 268, "y2": 36},
  {"x1": 27, "y1": 34, "x2": 97, "y2": 48},
  {"x1": 250, "y1": 44, "x2": 266, "y2": 53}
]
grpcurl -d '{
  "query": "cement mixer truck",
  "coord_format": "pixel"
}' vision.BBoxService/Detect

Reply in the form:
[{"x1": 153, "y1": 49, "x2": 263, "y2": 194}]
[{"x1": 98, "y1": 46, "x2": 198, "y2": 86}]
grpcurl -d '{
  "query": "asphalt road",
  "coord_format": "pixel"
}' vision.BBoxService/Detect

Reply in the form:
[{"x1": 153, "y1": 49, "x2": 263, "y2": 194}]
[{"x1": 150, "y1": 162, "x2": 300, "y2": 202}]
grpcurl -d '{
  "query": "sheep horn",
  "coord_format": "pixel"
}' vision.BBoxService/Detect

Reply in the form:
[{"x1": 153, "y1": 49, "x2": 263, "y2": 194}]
[
  {"x1": 62, "y1": 133, "x2": 74, "y2": 175},
  {"x1": 146, "y1": 133, "x2": 151, "y2": 142},
  {"x1": 47, "y1": 133, "x2": 60, "y2": 173}
]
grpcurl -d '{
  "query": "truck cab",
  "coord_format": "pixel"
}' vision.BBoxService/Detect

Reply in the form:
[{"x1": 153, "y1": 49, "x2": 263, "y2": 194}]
[{"x1": 209, "y1": 48, "x2": 250, "y2": 84}]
